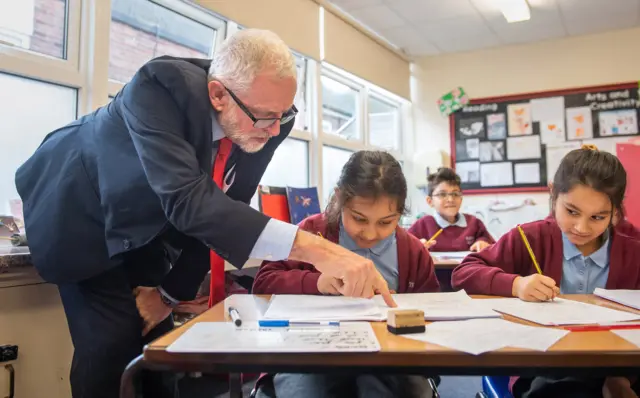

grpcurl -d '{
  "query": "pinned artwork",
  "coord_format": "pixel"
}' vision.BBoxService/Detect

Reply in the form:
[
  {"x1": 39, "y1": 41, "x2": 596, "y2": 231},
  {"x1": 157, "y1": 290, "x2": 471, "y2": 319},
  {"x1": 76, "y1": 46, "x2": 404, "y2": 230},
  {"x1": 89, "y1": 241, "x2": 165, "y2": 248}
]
[
  {"x1": 599, "y1": 109, "x2": 638, "y2": 136},
  {"x1": 487, "y1": 113, "x2": 507, "y2": 140},
  {"x1": 438, "y1": 87, "x2": 469, "y2": 116},
  {"x1": 566, "y1": 107, "x2": 593, "y2": 140},
  {"x1": 507, "y1": 103, "x2": 532, "y2": 136}
]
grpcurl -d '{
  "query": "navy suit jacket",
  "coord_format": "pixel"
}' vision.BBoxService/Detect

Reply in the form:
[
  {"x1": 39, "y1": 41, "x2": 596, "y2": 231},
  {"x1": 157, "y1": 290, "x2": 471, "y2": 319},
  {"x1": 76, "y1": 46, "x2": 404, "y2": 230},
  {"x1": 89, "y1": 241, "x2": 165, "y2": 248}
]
[{"x1": 15, "y1": 56, "x2": 293, "y2": 299}]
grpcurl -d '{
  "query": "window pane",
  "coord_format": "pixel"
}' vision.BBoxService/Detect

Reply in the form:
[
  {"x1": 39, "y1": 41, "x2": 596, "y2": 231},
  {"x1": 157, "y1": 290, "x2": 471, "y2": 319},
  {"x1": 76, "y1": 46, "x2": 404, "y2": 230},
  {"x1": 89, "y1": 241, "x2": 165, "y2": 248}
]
[
  {"x1": 293, "y1": 55, "x2": 309, "y2": 131},
  {"x1": 0, "y1": 73, "x2": 76, "y2": 209},
  {"x1": 322, "y1": 146, "x2": 354, "y2": 206},
  {"x1": 321, "y1": 76, "x2": 359, "y2": 140},
  {"x1": 368, "y1": 96, "x2": 400, "y2": 150},
  {"x1": 249, "y1": 138, "x2": 309, "y2": 210},
  {"x1": 0, "y1": 0, "x2": 67, "y2": 59},
  {"x1": 109, "y1": 0, "x2": 217, "y2": 83}
]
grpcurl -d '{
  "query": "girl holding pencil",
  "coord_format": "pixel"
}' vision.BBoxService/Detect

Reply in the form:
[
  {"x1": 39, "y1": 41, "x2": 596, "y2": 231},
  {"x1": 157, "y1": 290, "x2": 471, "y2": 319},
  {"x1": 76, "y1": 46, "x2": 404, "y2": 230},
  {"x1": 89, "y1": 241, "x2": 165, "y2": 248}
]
[
  {"x1": 408, "y1": 167, "x2": 494, "y2": 252},
  {"x1": 452, "y1": 144, "x2": 640, "y2": 398}
]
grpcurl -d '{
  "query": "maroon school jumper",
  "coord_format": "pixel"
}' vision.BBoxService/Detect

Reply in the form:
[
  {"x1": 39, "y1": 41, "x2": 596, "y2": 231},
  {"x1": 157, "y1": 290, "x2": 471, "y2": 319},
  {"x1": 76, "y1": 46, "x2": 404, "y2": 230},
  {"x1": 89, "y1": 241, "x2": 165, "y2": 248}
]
[{"x1": 408, "y1": 213, "x2": 495, "y2": 252}]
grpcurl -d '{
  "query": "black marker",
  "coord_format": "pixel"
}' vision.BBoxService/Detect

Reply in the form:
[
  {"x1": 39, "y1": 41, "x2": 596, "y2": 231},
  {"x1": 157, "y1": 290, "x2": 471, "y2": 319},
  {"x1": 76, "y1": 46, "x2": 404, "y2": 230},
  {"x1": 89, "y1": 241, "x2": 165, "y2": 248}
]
[{"x1": 228, "y1": 307, "x2": 242, "y2": 327}]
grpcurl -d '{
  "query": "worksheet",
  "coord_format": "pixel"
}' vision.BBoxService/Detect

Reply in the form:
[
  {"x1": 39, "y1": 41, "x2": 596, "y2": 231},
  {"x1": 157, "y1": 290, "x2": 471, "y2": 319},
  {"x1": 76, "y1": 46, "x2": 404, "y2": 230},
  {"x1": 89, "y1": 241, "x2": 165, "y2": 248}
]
[
  {"x1": 263, "y1": 295, "x2": 385, "y2": 321},
  {"x1": 479, "y1": 297, "x2": 640, "y2": 325},
  {"x1": 167, "y1": 322, "x2": 381, "y2": 353},
  {"x1": 431, "y1": 251, "x2": 471, "y2": 260},
  {"x1": 403, "y1": 318, "x2": 569, "y2": 355},
  {"x1": 594, "y1": 288, "x2": 640, "y2": 311},
  {"x1": 612, "y1": 330, "x2": 640, "y2": 348}
]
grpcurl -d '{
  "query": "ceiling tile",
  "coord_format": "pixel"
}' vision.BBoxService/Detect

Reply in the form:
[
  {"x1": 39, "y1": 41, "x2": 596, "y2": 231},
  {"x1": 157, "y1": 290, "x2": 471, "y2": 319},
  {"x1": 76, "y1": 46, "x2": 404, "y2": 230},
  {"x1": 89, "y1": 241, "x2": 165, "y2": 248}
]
[
  {"x1": 349, "y1": 5, "x2": 406, "y2": 30},
  {"x1": 494, "y1": 21, "x2": 566, "y2": 44},
  {"x1": 385, "y1": 0, "x2": 479, "y2": 23},
  {"x1": 557, "y1": 0, "x2": 639, "y2": 21},
  {"x1": 431, "y1": 33, "x2": 501, "y2": 53},
  {"x1": 379, "y1": 26, "x2": 441, "y2": 55},
  {"x1": 563, "y1": 11, "x2": 639, "y2": 36},
  {"x1": 415, "y1": 14, "x2": 495, "y2": 41},
  {"x1": 328, "y1": 0, "x2": 383, "y2": 11}
]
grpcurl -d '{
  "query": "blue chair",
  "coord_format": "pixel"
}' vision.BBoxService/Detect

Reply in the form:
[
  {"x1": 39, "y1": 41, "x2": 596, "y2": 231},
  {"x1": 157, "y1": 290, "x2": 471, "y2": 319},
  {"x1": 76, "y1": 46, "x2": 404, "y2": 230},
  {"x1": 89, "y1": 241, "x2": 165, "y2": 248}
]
[{"x1": 475, "y1": 376, "x2": 513, "y2": 398}]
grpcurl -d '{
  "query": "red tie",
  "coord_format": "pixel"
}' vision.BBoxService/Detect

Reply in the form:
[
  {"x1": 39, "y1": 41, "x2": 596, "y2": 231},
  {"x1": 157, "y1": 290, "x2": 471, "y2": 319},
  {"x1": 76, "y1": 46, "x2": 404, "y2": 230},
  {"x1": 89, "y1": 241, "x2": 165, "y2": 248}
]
[{"x1": 209, "y1": 138, "x2": 233, "y2": 307}]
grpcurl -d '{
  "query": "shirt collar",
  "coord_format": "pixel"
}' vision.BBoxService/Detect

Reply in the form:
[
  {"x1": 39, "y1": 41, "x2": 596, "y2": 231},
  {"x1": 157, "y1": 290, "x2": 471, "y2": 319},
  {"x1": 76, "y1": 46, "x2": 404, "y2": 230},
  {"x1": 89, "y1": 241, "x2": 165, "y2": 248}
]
[
  {"x1": 434, "y1": 211, "x2": 467, "y2": 229},
  {"x1": 339, "y1": 220, "x2": 396, "y2": 256},
  {"x1": 562, "y1": 231, "x2": 610, "y2": 268},
  {"x1": 212, "y1": 111, "x2": 225, "y2": 142}
]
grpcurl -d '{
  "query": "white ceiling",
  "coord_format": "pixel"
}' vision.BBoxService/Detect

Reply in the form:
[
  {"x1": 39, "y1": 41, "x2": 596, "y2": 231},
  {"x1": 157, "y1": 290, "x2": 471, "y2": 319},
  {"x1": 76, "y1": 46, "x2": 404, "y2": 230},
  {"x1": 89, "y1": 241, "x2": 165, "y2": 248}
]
[{"x1": 328, "y1": 0, "x2": 640, "y2": 57}]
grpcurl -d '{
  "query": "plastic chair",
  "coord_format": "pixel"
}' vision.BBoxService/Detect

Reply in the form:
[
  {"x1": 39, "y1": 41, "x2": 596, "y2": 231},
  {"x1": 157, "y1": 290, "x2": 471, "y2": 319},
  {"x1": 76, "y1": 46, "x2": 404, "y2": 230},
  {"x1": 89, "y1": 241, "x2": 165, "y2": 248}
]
[{"x1": 475, "y1": 376, "x2": 513, "y2": 398}]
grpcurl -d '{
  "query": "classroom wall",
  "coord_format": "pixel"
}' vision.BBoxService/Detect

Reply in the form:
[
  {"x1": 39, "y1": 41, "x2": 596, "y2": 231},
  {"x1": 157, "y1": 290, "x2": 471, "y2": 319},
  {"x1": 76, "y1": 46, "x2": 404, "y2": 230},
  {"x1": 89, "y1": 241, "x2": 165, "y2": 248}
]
[{"x1": 409, "y1": 27, "x2": 640, "y2": 238}]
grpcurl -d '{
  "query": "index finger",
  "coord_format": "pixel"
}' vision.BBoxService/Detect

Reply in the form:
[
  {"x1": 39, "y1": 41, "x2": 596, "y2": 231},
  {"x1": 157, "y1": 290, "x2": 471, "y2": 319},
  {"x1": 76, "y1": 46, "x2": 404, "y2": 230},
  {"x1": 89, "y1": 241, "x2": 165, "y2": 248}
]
[
  {"x1": 539, "y1": 275, "x2": 558, "y2": 289},
  {"x1": 374, "y1": 276, "x2": 397, "y2": 307}
]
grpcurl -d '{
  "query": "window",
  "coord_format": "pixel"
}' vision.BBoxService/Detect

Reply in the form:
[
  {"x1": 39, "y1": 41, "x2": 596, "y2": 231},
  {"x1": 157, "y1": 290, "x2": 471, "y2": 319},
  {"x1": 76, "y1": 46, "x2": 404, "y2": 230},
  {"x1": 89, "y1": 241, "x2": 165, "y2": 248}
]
[
  {"x1": 108, "y1": 0, "x2": 220, "y2": 83},
  {"x1": 321, "y1": 75, "x2": 359, "y2": 140},
  {"x1": 368, "y1": 95, "x2": 401, "y2": 151},
  {"x1": 293, "y1": 54, "x2": 309, "y2": 132},
  {"x1": 0, "y1": 73, "x2": 77, "y2": 208},
  {"x1": 0, "y1": 0, "x2": 67, "y2": 59},
  {"x1": 260, "y1": 138, "x2": 309, "y2": 188},
  {"x1": 322, "y1": 146, "x2": 354, "y2": 206}
]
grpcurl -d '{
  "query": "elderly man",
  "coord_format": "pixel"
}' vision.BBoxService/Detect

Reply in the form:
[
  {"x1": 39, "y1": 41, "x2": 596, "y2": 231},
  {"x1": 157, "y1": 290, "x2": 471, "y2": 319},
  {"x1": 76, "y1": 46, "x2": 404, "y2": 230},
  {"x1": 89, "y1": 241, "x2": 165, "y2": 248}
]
[{"x1": 15, "y1": 29, "x2": 394, "y2": 398}]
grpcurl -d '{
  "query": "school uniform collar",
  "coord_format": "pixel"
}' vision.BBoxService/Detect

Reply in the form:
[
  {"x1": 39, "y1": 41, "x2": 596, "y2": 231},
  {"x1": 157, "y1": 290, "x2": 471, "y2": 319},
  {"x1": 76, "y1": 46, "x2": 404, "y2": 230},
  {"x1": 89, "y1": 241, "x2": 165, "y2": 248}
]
[
  {"x1": 562, "y1": 230, "x2": 610, "y2": 268},
  {"x1": 434, "y1": 212, "x2": 467, "y2": 229},
  {"x1": 339, "y1": 220, "x2": 396, "y2": 256}
]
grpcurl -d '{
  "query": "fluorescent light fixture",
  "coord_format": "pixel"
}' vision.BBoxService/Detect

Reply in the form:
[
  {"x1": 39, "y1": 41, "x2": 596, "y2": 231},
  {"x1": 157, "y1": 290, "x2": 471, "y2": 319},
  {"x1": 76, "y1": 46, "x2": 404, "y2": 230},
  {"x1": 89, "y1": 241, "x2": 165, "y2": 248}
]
[{"x1": 498, "y1": 0, "x2": 531, "y2": 23}]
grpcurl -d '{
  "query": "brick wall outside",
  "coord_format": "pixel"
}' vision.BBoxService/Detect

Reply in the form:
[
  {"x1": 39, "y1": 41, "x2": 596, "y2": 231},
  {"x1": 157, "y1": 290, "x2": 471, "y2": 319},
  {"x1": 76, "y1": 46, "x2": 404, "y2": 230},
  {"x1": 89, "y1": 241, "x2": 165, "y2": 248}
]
[{"x1": 29, "y1": 0, "x2": 207, "y2": 82}]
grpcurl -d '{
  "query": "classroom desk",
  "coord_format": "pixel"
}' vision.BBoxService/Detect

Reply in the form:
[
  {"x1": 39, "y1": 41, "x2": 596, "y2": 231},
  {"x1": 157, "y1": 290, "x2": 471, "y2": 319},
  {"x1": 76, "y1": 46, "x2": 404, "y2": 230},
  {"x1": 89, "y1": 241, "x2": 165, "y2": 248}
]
[{"x1": 121, "y1": 295, "x2": 640, "y2": 398}]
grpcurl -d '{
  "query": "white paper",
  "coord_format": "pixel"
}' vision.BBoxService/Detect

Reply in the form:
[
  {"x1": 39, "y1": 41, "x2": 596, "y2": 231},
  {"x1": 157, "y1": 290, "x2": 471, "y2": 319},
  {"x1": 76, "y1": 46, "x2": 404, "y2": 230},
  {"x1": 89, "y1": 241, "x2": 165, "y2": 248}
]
[
  {"x1": 507, "y1": 135, "x2": 542, "y2": 160},
  {"x1": 480, "y1": 162, "x2": 513, "y2": 187},
  {"x1": 507, "y1": 103, "x2": 533, "y2": 136},
  {"x1": 466, "y1": 138, "x2": 480, "y2": 159},
  {"x1": 514, "y1": 163, "x2": 541, "y2": 184},
  {"x1": 531, "y1": 97, "x2": 565, "y2": 122},
  {"x1": 479, "y1": 141, "x2": 505, "y2": 162},
  {"x1": 481, "y1": 297, "x2": 640, "y2": 326},
  {"x1": 432, "y1": 251, "x2": 471, "y2": 260},
  {"x1": 263, "y1": 295, "x2": 384, "y2": 321},
  {"x1": 225, "y1": 294, "x2": 270, "y2": 321},
  {"x1": 599, "y1": 109, "x2": 638, "y2": 136},
  {"x1": 373, "y1": 291, "x2": 501, "y2": 321},
  {"x1": 402, "y1": 318, "x2": 568, "y2": 355},
  {"x1": 539, "y1": 120, "x2": 566, "y2": 145},
  {"x1": 594, "y1": 288, "x2": 640, "y2": 311},
  {"x1": 612, "y1": 330, "x2": 640, "y2": 348},
  {"x1": 566, "y1": 107, "x2": 593, "y2": 140},
  {"x1": 487, "y1": 113, "x2": 507, "y2": 140},
  {"x1": 455, "y1": 161, "x2": 480, "y2": 183},
  {"x1": 545, "y1": 143, "x2": 581, "y2": 183},
  {"x1": 167, "y1": 322, "x2": 381, "y2": 353}
]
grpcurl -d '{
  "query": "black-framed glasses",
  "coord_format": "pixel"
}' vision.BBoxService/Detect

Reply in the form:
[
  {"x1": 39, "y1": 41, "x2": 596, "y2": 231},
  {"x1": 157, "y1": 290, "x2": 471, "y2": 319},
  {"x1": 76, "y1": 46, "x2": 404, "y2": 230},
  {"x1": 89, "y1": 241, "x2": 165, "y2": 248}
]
[
  {"x1": 225, "y1": 86, "x2": 298, "y2": 128},
  {"x1": 432, "y1": 192, "x2": 463, "y2": 199}
]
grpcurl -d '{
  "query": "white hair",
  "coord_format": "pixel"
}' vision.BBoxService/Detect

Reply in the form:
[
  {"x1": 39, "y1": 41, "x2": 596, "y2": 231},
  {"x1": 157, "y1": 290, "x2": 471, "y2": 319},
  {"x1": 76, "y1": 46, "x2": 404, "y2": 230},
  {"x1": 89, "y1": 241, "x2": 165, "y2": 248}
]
[{"x1": 208, "y1": 29, "x2": 297, "y2": 93}]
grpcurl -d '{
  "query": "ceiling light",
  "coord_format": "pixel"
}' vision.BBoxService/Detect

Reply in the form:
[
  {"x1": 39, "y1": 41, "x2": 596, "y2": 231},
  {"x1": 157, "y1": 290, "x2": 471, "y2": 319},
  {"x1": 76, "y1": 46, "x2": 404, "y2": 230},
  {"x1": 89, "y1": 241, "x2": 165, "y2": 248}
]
[{"x1": 498, "y1": 0, "x2": 531, "y2": 23}]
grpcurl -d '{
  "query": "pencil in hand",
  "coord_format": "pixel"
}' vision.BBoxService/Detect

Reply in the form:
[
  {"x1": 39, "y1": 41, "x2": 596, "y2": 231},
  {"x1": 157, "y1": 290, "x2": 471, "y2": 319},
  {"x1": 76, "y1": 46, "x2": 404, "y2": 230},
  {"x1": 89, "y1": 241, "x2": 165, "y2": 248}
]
[{"x1": 513, "y1": 225, "x2": 559, "y2": 302}]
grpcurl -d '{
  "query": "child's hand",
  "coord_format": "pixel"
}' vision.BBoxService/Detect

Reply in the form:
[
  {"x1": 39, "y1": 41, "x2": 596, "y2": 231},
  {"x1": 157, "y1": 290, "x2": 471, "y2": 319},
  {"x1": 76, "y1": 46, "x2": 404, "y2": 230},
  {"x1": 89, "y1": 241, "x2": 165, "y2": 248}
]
[
  {"x1": 512, "y1": 274, "x2": 560, "y2": 302},
  {"x1": 470, "y1": 240, "x2": 491, "y2": 252},
  {"x1": 419, "y1": 239, "x2": 437, "y2": 250},
  {"x1": 317, "y1": 273, "x2": 342, "y2": 295},
  {"x1": 604, "y1": 377, "x2": 638, "y2": 398}
]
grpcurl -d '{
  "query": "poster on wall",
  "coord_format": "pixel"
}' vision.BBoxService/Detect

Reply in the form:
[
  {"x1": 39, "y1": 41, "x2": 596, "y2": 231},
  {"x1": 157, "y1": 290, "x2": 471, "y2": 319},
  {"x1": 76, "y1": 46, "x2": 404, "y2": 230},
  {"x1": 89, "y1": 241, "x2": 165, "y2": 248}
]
[
  {"x1": 506, "y1": 135, "x2": 542, "y2": 160},
  {"x1": 458, "y1": 117, "x2": 485, "y2": 139},
  {"x1": 514, "y1": 163, "x2": 541, "y2": 184},
  {"x1": 598, "y1": 109, "x2": 639, "y2": 136},
  {"x1": 566, "y1": 106, "x2": 593, "y2": 140},
  {"x1": 539, "y1": 120, "x2": 566, "y2": 145},
  {"x1": 480, "y1": 162, "x2": 513, "y2": 187},
  {"x1": 487, "y1": 113, "x2": 507, "y2": 140},
  {"x1": 456, "y1": 161, "x2": 480, "y2": 183},
  {"x1": 479, "y1": 141, "x2": 505, "y2": 161},
  {"x1": 507, "y1": 103, "x2": 533, "y2": 136},
  {"x1": 531, "y1": 97, "x2": 565, "y2": 122}
]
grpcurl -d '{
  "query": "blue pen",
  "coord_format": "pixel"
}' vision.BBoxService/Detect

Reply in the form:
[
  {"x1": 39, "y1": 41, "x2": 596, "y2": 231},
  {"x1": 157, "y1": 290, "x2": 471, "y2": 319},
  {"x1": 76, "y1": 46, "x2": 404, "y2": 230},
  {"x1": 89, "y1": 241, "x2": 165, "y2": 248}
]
[{"x1": 259, "y1": 320, "x2": 340, "y2": 327}]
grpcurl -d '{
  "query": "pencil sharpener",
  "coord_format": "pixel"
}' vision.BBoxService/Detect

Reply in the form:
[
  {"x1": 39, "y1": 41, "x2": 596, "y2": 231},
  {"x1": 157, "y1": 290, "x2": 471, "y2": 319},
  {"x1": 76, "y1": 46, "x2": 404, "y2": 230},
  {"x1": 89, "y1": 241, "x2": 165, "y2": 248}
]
[{"x1": 386, "y1": 309, "x2": 425, "y2": 335}]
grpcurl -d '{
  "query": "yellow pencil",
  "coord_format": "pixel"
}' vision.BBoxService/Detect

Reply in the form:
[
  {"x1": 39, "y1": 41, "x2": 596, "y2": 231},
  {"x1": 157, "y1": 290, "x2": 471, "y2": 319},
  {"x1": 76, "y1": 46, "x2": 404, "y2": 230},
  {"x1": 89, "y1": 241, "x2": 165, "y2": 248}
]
[
  {"x1": 517, "y1": 225, "x2": 543, "y2": 275},
  {"x1": 428, "y1": 228, "x2": 443, "y2": 244}
]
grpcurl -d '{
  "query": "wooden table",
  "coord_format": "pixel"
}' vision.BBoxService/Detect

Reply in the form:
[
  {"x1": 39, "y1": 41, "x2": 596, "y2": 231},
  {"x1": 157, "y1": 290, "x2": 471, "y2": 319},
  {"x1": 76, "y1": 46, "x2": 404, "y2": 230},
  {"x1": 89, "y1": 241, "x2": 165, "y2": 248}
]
[{"x1": 121, "y1": 295, "x2": 640, "y2": 398}]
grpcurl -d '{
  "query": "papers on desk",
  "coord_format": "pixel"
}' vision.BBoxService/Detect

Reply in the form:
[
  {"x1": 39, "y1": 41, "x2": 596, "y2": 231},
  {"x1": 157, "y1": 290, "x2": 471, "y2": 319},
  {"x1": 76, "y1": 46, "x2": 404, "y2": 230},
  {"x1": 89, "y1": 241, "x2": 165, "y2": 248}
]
[
  {"x1": 594, "y1": 288, "x2": 640, "y2": 311},
  {"x1": 263, "y1": 295, "x2": 384, "y2": 321},
  {"x1": 167, "y1": 322, "x2": 380, "y2": 353},
  {"x1": 479, "y1": 297, "x2": 640, "y2": 326},
  {"x1": 612, "y1": 330, "x2": 640, "y2": 348},
  {"x1": 373, "y1": 291, "x2": 501, "y2": 321},
  {"x1": 263, "y1": 291, "x2": 500, "y2": 322},
  {"x1": 431, "y1": 251, "x2": 471, "y2": 260},
  {"x1": 403, "y1": 318, "x2": 569, "y2": 355}
]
